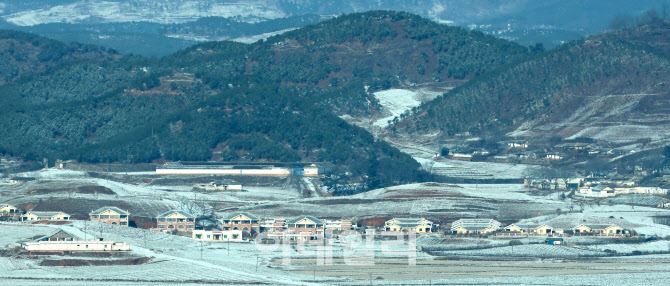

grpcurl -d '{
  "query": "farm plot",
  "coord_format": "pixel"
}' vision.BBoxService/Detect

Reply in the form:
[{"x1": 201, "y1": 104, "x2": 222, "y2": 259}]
[
  {"x1": 582, "y1": 240, "x2": 670, "y2": 254},
  {"x1": 442, "y1": 244, "x2": 604, "y2": 258}
]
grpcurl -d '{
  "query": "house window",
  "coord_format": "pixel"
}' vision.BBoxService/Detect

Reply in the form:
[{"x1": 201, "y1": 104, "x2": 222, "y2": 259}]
[
  {"x1": 187, "y1": 225, "x2": 194, "y2": 229},
  {"x1": 178, "y1": 225, "x2": 185, "y2": 229},
  {"x1": 159, "y1": 225, "x2": 166, "y2": 229}
]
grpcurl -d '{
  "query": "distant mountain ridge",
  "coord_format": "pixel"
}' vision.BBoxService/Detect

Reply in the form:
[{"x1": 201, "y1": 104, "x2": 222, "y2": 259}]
[{"x1": 0, "y1": 0, "x2": 666, "y2": 56}]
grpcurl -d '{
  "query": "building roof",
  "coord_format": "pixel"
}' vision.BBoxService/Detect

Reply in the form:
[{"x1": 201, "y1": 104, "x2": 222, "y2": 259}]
[
  {"x1": 90, "y1": 206, "x2": 129, "y2": 215},
  {"x1": 35, "y1": 228, "x2": 79, "y2": 242},
  {"x1": 574, "y1": 224, "x2": 622, "y2": 230},
  {"x1": 506, "y1": 224, "x2": 551, "y2": 230},
  {"x1": 1, "y1": 204, "x2": 18, "y2": 210},
  {"x1": 287, "y1": 215, "x2": 324, "y2": 224},
  {"x1": 451, "y1": 219, "x2": 501, "y2": 231},
  {"x1": 222, "y1": 212, "x2": 259, "y2": 220},
  {"x1": 25, "y1": 211, "x2": 68, "y2": 217},
  {"x1": 387, "y1": 218, "x2": 432, "y2": 228},
  {"x1": 157, "y1": 210, "x2": 196, "y2": 219},
  {"x1": 210, "y1": 179, "x2": 241, "y2": 186}
]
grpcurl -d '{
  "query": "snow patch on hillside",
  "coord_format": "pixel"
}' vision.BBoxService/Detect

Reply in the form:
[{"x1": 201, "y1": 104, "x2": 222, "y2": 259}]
[
  {"x1": 372, "y1": 88, "x2": 442, "y2": 128},
  {"x1": 4, "y1": 0, "x2": 287, "y2": 26}
]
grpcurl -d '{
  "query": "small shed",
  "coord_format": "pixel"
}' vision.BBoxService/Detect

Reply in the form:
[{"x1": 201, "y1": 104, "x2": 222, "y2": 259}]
[{"x1": 545, "y1": 237, "x2": 564, "y2": 245}]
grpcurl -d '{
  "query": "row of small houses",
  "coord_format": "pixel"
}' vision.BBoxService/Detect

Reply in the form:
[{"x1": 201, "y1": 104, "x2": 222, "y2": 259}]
[
  {"x1": 451, "y1": 219, "x2": 630, "y2": 237},
  {"x1": 5, "y1": 204, "x2": 632, "y2": 244}
]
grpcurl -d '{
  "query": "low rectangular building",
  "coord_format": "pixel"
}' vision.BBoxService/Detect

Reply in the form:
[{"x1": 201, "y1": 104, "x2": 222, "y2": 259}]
[
  {"x1": 573, "y1": 224, "x2": 626, "y2": 236},
  {"x1": 503, "y1": 224, "x2": 556, "y2": 236},
  {"x1": 384, "y1": 218, "x2": 434, "y2": 234},
  {"x1": 22, "y1": 211, "x2": 70, "y2": 221},
  {"x1": 22, "y1": 229, "x2": 131, "y2": 252},
  {"x1": 194, "y1": 180, "x2": 243, "y2": 191},
  {"x1": 192, "y1": 230, "x2": 243, "y2": 242},
  {"x1": 451, "y1": 219, "x2": 501, "y2": 235}
]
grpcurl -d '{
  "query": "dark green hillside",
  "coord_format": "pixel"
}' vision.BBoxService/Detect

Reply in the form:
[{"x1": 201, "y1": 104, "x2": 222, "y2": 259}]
[
  {"x1": 2, "y1": 10, "x2": 535, "y2": 192},
  {"x1": 0, "y1": 30, "x2": 118, "y2": 85},
  {"x1": 402, "y1": 33, "x2": 670, "y2": 136}
]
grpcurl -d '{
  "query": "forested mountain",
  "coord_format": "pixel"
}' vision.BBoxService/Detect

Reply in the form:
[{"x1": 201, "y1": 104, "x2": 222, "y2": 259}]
[
  {"x1": 0, "y1": 11, "x2": 529, "y2": 193},
  {"x1": 0, "y1": 30, "x2": 118, "y2": 84},
  {"x1": 402, "y1": 19, "x2": 670, "y2": 147}
]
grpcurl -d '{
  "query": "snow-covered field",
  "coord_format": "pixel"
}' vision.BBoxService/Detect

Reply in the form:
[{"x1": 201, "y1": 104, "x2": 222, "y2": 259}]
[
  {"x1": 3, "y1": 0, "x2": 287, "y2": 26},
  {"x1": 6, "y1": 168, "x2": 670, "y2": 284}
]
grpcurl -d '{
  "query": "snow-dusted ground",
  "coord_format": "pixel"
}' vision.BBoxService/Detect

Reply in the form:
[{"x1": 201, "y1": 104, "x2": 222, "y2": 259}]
[
  {"x1": 3, "y1": 0, "x2": 287, "y2": 26},
  {"x1": 6, "y1": 169, "x2": 670, "y2": 284},
  {"x1": 371, "y1": 88, "x2": 443, "y2": 128}
]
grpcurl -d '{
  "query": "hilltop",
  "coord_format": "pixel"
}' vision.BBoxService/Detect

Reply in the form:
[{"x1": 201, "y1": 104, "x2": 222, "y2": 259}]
[
  {"x1": 400, "y1": 19, "x2": 670, "y2": 155},
  {"x1": 0, "y1": 11, "x2": 531, "y2": 193}
]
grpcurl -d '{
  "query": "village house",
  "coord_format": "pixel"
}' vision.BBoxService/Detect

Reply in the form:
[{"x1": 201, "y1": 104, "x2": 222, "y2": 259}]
[
  {"x1": 502, "y1": 223, "x2": 559, "y2": 236},
  {"x1": 384, "y1": 218, "x2": 434, "y2": 234},
  {"x1": 0, "y1": 204, "x2": 21, "y2": 218},
  {"x1": 578, "y1": 185, "x2": 666, "y2": 198},
  {"x1": 194, "y1": 180, "x2": 243, "y2": 191},
  {"x1": 507, "y1": 140, "x2": 529, "y2": 149},
  {"x1": 22, "y1": 229, "x2": 131, "y2": 252},
  {"x1": 192, "y1": 230, "x2": 243, "y2": 242},
  {"x1": 221, "y1": 212, "x2": 260, "y2": 233},
  {"x1": 285, "y1": 216, "x2": 325, "y2": 241},
  {"x1": 324, "y1": 219, "x2": 356, "y2": 232},
  {"x1": 451, "y1": 219, "x2": 501, "y2": 235},
  {"x1": 578, "y1": 185, "x2": 615, "y2": 197},
  {"x1": 89, "y1": 206, "x2": 130, "y2": 226},
  {"x1": 573, "y1": 224, "x2": 626, "y2": 236},
  {"x1": 22, "y1": 211, "x2": 70, "y2": 221},
  {"x1": 155, "y1": 210, "x2": 196, "y2": 232},
  {"x1": 449, "y1": 149, "x2": 474, "y2": 161},
  {"x1": 546, "y1": 152, "x2": 564, "y2": 160},
  {"x1": 260, "y1": 218, "x2": 287, "y2": 233},
  {"x1": 557, "y1": 142, "x2": 592, "y2": 151}
]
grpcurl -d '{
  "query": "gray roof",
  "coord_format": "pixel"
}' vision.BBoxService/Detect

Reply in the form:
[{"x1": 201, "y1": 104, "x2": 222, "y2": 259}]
[
  {"x1": 157, "y1": 210, "x2": 195, "y2": 219},
  {"x1": 35, "y1": 228, "x2": 79, "y2": 241},
  {"x1": 506, "y1": 224, "x2": 551, "y2": 230},
  {"x1": 90, "y1": 206, "x2": 129, "y2": 215},
  {"x1": 222, "y1": 212, "x2": 259, "y2": 220},
  {"x1": 580, "y1": 224, "x2": 621, "y2": 230},
  {"x1": 388, "y1": 218, "x2": 432, "y2": 227},
  {"x1": 288, "y1": 215, "x2": 324, "y2": 224},
  {"x1": 26, "y1": 211, "x2": 68, "y2": 217}
]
